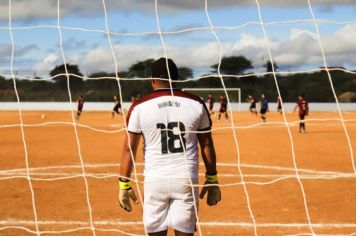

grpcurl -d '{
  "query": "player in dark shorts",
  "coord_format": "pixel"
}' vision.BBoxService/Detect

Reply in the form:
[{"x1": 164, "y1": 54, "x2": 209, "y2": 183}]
[
  {"x1": 293, "y1": 95, "x2": 309, "y2": 133},
  {"x1": 247, "y1": 95, "x2": 257, "y2": 115},
  {"x1": 207, "y1": 94, "x2": 215, "y2": 116},
  {"x1": 112, "y1": 95, "x2": 122, "y2": 118},
  {"x1": 76, "y1": 95, "x2": 84, "y2": 120},
  {"x1": 277, "y1": 96, "x2": 282, "y2": 114},
  {"x1": 259, "y1": 93, "x2": 269, "y2": 123},
  {"x1": 218, "y1": 95, "x2": 228, "y2": 121}
]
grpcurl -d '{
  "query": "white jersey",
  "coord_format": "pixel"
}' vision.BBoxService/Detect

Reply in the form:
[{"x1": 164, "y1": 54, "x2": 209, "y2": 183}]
[{"x1": 127, "y1": 89, "x2": 211, "y2": 178}]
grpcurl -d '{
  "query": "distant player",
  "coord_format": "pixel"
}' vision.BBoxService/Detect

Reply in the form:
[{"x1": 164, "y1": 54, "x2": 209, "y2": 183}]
[
  {"x1": 277, "y1": 96, "x2": 282, "y2": 114},
  {"x1": 119, "y1": 57, "x2": 221, "y2": 236},
  {"x1": 218, "y1": 95, "x2": 228, "y2": 121},
  {"x1": 112, "y1": 95, "x2": 122, "y2": 118},
  {"x1": 293, "y1": 95, "x2": 309, "y2": 133},
  {"x1": 259, "y1": 93, "x2": 269, "y2": 123},
  {"x1": 207, "y1": 93, "x2": 215, "y2": 116},
  {"x1": 130, "y1": 95, "x2": 136, "y2": 104},
  {"x1": 76, "y1": 95, "x2": 84, "y2": 120},
  {"x1": 247, "y1": 95, "x2": 257, "y2": 115}
]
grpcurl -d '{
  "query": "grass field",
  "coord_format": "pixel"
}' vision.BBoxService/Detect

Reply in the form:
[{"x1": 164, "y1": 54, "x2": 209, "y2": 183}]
[{"x1": 0, "y1": 110, "x2": 355, "y2": 236}]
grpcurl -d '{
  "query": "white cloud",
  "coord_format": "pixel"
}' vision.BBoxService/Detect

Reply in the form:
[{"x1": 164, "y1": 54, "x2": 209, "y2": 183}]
[
  {"x1": 32, "y1": 42, "x2": 220, "y2": 75},
  {"x1": 0, "y1": 0, "x2": 355, "y2": 21},
  {"x1": 44, "y1": 53, "x2": 59, "y2": 64},
  {"x1": 232, "y1": 33, "x2": 279, "y2": 52},
  {"x1": 255, "y1": 23, "x2": 356, "y2": 68},
  {"x1": 318, "y1": 24, "x2": 356, "y2": 65},
  {"x1": 33, "y1": 53, "x2": 60, "y2": 72},
  {"x1": 289, "y1": 29, "x2": 317, "y2": 40},
  {"x1": 27, "y1": 23, "x2": 356, "y2": 75}
]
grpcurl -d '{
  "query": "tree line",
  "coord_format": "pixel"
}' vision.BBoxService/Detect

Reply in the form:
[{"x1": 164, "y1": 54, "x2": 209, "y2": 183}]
[{"x1": 0, "y1": 56, "x2": 355, "y2": 102}]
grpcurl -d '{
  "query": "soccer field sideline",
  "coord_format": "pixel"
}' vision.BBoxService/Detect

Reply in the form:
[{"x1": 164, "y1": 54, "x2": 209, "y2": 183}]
[{"x1": 0, "y1": 102, "x2": 355, "y2": 112}]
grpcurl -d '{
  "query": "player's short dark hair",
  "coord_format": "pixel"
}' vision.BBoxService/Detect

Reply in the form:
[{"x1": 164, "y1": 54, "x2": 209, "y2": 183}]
[{"x1": 151, "y1": 57, "x2": 179, "y2": 80}]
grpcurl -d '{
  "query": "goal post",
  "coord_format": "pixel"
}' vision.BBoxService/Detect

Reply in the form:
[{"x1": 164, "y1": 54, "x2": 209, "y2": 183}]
[{"x1": 181, "y1": 88, "x2": 241, "y2": 111}]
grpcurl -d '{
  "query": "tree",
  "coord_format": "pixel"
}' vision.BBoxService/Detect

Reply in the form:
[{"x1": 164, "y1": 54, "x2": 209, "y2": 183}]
[
  {"x1": 50, "y1": 64, "x2": 83, "y2": 90},
  {"x1": 264, "y1": 60, "x2": 278, "y2": 73},
  {"x1": 128, "y1": 59, "x2": 155, "y2": 78},
  {"x1": 0, "y1": 76, "x2": 11, "y2": 89},
  {"x1": 178, "y1": 67, "x2": 193, "y2": 80},
  {"x1": 86, "y1": 71, "x2": 117, "y2": 90},
  {"x1": 211, "y1": 56, "x2": 253, "y2": 75}
]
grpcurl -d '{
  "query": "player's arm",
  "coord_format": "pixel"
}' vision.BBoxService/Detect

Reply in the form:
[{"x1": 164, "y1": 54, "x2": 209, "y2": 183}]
[
  {"x1": 198, "y1": 131, "x2": 221, "y2": 206},
  {"x1": 119, "y1": 132, "x2": 140, "y2": 212},
  {"x1": 120, "y1": 132, "x2": 140, "y2": 179},
  {"x1": 293, "y1": 104, "x2": 298, "y2": 113},
  {"x1": 198, "y1": 131, "x2": 217, "y2": 174}
]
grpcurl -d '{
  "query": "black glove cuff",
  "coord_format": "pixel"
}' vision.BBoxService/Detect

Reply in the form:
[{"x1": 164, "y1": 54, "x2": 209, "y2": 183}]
[
  {"x1": 206, "y1": 171, "x2": 217, "y2": 176},
  {"x1": 119, "y1": 177, "x2": 130, "y2": 182}
]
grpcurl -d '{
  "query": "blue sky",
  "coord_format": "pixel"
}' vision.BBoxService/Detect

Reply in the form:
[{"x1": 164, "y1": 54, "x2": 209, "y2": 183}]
[{"x1": 0, "y1": 0, "x2": 356, "y2": 78}]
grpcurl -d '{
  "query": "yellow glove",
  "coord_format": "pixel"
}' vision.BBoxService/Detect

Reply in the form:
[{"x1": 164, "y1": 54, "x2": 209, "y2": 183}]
[
  {"x1": 119, "y1": 178, "x2": 139, "y2": 212},
  {"x1": 199, "y1": 173, "x2": 221, "y2": 206}
]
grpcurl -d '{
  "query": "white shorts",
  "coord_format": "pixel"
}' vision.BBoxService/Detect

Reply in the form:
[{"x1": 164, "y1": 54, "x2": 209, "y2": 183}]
[{"x1": 143, "y1": 177, "x2": 199, "y2": 234}]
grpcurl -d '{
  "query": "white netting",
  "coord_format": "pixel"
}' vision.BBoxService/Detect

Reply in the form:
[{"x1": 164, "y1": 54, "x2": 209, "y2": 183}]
[{"x1": 0, "y1": 0, "x2": 355, "y2": 235}]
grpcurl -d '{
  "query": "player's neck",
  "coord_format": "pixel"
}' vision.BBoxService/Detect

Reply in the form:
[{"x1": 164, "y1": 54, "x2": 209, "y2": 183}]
[{"x1": 152, "y1": 81, "x2": 176, "y2": 91}]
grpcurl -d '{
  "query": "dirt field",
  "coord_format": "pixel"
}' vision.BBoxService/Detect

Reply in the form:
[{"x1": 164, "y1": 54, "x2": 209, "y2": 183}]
[{"x1": 0, "y1": 110, "x2": 355, "y2": 236}]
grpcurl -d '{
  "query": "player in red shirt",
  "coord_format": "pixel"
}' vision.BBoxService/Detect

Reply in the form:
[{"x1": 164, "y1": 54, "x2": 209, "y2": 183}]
[
  {"x1": 293, "y1": 95, "x2": 309, "y2": 133},
  {"x1": 76, "y1": 95, "x2": 84, "y2": 120},
  {"x1": 207, "y1": 94, "x2": 215, "y2": 116},
  {"x1": 218, "y1": 95, "x2": 228, "y2": 121}
]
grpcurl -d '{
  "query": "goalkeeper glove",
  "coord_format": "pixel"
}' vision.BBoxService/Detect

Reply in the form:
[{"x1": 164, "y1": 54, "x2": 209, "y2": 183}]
[
  {"x1": 119, "y1": 178, "x2": 139, "y2": 212},
  {"x1": 199, "y1": 172, "x2": 221, "y2": 206}
]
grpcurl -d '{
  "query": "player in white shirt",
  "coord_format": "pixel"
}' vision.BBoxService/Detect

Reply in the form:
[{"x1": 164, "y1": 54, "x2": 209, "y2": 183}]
[{"x1": 119, "y1": 58, "x2": 221, "y2": 236}]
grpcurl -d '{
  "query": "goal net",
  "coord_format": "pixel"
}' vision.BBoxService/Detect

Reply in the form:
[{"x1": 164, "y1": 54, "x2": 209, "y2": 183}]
[{"x1": 0, "y1": 1, "x2": 356, "y2": 236}]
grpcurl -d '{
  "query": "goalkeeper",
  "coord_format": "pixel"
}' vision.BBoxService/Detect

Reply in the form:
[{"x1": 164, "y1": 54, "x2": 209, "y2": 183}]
[{"x1": 119, "y1": 57, "x2": 221, "y2": 236}]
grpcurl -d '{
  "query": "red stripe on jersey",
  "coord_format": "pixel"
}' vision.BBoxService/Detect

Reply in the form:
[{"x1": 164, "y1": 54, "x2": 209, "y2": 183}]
[{"x1": 126, "y1": 89, "x2": 212, "y2": 128}]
